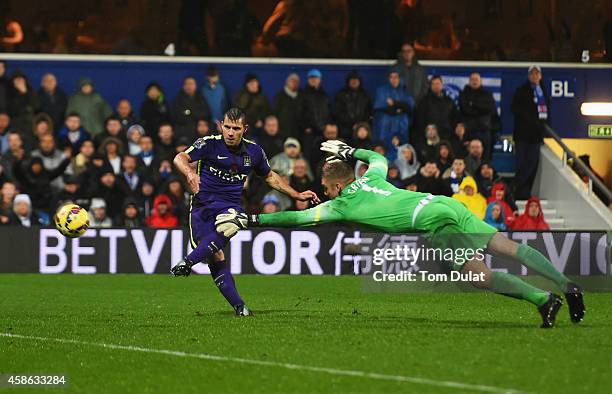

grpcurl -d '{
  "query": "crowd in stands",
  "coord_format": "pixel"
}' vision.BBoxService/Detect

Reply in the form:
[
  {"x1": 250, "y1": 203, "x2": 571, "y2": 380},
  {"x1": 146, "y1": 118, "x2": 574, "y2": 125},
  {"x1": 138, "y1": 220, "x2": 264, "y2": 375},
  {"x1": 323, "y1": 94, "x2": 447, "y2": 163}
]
[{"x1": 0, "y1": 51, "x2": 552, "y2": 231}]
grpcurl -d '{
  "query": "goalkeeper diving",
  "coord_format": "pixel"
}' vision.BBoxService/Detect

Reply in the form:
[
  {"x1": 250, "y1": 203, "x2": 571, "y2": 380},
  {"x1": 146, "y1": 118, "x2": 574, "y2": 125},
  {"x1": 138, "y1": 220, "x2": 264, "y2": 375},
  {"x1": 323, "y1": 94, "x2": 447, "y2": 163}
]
[{"x1": 215, "y1": 140, "x2": 586, "y2": 328}]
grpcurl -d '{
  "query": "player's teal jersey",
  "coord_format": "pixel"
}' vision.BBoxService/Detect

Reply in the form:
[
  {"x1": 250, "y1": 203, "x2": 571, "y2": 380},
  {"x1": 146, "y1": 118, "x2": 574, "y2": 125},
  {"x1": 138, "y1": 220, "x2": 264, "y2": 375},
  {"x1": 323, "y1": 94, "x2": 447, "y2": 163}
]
[{"x1": 258, "y1": 149, "x2": 433, "y2": 232}]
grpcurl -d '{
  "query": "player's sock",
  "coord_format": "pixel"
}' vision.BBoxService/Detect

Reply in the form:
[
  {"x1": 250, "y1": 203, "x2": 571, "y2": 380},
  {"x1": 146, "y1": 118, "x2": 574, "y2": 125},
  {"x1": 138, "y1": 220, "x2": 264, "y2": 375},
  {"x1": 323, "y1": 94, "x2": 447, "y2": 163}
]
[
  {"x1": 490, "y1": 272, "x2": 550, "y2": 307},
  {"x1": 516, "y1": 244, "x2": 570, "y2": 291},
  {"x1": 209, "y1": 260, "x2": 244, "y2": 308}
]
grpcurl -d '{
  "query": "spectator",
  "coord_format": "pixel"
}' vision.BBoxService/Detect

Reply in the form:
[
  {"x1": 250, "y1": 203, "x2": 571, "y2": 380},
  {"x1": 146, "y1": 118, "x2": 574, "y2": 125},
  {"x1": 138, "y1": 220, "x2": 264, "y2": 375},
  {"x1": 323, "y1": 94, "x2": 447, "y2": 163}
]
[
  {"x1": 137, "y1": 136, "x2": 160, "y2": 175},
  {"x1": 487, "y1": 182, "x2": 517, "y2": 226},
  {"x1": 115, "y1": 98, "x2": 138, "y2": 132},
  {"x1": 258, "y1": 115, "x2": 284, "y2": 158},
  {"x1": 37, "y1": 73, "x2": 67, "y2": 130},
  {"x1": 7, "y1": 70, "x2": 38, "y2": 143},
  {"x1": 146, "y1": 194, "x2": 178, "y2": 228},
  {"x1": 90, "y1": 167, "x2": 125, "y2": 219},
  {"x1": 1, "y1": 17, "x2": 24, "y2": 52},
  {"x1": 393, "y1": 43, "x2": 428, "y2": 103},
  {"x1": 13, "y1": 152, "x2": 70, "y2": 213},
  {"x1": 9, "y1": 194, "x2": 44, "y2": 227},
  {"x1": 443, "y1": 157, "x2": 469, "y2": 194},
  {"x1": 373, "y1": 69, "x2": 414, "y2": 153},
  {"x1": 233, "y1": 73, "x2": 269, "y2": 131},
  {"x1": 57, "y1": 113, "x2": 91, "y2": 151},
  {"x1": 0, "y1": 132, "x2": 26, "y2": 180},
  {"x1": 94, "y1": 116, "x2": 127, "y2": 148},
  {"x1": 196, "y1": 118, "x2": 212, "y2": 138},
  {"x1": 117, "y1": 155, "x2": 142, "y2": 196},
  {"x1": 126, "y1": 124, "x2": 144, "y2": 155},
  {"x1": 261, "y1": 193, "x2": 281, "y2": 214},
  {"x1": 31, "y1": 133, "x2": 66, "y2": 193},
  {"x1": 394, "y1": 143, "x2": 420, "y2": 180},
  {"x1": 0, "y1": 61, "x2": 7, "y2": 111},
  {"x1": 139, "y1": 82, "x2": 170, "y2": 138},
  {"x1": 202, "y1": 65, "x2": 229, "y2": 124},
  {"x1": 0, "y1": 112, "x2": 10, "y2": 154},
  {"x1": 67, "y1": 139, "x2": 95, "y2": 177},
  {"x1": 270, "y1": 137, "x2": 313, "y2": 179},
  {"x1": 309, "y1": 122, "x2": 340, "y2": 170},
  {"x1": 155, "y1": 159, "x2": 175, "y2": 186},
  {"x1": 452, "y1": 176, "x2": 487, "y2": 219},
  {"x1": 413, "y1": 161, "x2": 451, "y2": 196},
  {"x1": 138, "y1": 178, "x2": 156, "y2": 219},
  {"x1": 31, "y1": 113, "x2": 53, "y2": 141},
  {"x1": 512, "y1": 66, "x2": 551, "y2": 200},
  {"x1": 272, "y1": 73, "x2": 301, "y2": 139},
  {"x1": 66, "y1": 76, "x2": 113, "y2": 135},
  {"x1": 289, "y1": 158, "x2": 313, "y2": 192},
  {"x1": 352, "y1": 122, "x2": 373, "y2": 150},
  {"x1": 156, "y1": 123, "x2": 176, "y2": 160},
  {"x1": 484, "y1": 202, "x2": 508, "y2": 231},
  {"x1": 115, "y1": 198, "x2": 143, "y2": 228},
  {"x1": 458, "y1": 72, "x2": 497, "y2": 159},
  {"x1": 89, "y1": 197, "x2": 112, "y2": 228},
  {"x1": 165, "y1": 176, "x2": 188, "y2": 224},
  {"x1": 171, "y1": 76, "x2": 210, "y2": 141},
  {"x1": 51, "y1": 174, "x2": 87, "y2": 211},
  {"x1": 465, "y1": 139, "x2": 484, "y2": 175},
  {"x1": 334, "y1": 70, "x2": 372, "y2": 139},
  {"x1": 98, "y1": 137, "x2": 124, "y2": 175},
  {"x1": 387, "y1": 165, "x2": 404, "y2": 188},
  {"x1": 436, "y1": 141, "x2": 454, "y2": 174},
  {"x1": 511, "y1": 197, "x2": 550, "y2": 230},
  {"x1": 415, "y1": 75, "x2": 457, "y2": 142},
  {"x1": 476, "y1": 162, "x2": 502, "y2": 198},
  {"x1": 450, "y1": 122, "x2": 469, "y2": 158},
  {"x1": 0, "y1": 181, "x2": 18, "y2": 225},
  {"x1": 301, "y1": 69, "x2": 330, "y2": 135},
  {"x1": 417, "y1": 124, "x2": 440, "y2": 163}
]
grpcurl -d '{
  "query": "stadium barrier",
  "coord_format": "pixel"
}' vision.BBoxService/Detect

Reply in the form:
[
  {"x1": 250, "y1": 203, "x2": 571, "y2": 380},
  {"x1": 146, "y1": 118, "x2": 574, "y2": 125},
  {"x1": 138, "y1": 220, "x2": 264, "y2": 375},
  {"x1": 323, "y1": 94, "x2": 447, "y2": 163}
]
[{"x1": 0, "y1": 227, "x2": 609, "y2": 276}]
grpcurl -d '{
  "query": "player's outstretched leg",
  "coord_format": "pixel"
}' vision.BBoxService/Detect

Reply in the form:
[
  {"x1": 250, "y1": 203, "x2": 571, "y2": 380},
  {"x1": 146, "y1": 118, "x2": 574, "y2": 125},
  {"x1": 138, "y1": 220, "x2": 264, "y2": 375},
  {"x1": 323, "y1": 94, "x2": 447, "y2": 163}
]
[
  {"x1": 461, "y1": 259, "x2": 562, "y2": 328},
  {"x1": 487, "y1": 233, "x2": 585, "y2": 323}
]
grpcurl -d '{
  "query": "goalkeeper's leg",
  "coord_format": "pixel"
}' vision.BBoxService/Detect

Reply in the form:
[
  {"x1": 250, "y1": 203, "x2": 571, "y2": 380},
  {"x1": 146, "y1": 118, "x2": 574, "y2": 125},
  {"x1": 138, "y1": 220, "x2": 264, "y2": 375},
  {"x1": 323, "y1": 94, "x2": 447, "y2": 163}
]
[
  {"x1": 461, "y1": 259, "x2": 562, "y2": 328},
  {"x1": 487, "y1": 233, "x2": 584, "y2": 322}
]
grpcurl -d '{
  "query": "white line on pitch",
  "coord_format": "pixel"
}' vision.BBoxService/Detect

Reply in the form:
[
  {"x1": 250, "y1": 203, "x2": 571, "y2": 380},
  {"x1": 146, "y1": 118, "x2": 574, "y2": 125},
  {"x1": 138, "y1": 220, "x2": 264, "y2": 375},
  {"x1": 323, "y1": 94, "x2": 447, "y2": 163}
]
[{"x1": 1, "y1": 332, "x2": 524, "y2": 394}]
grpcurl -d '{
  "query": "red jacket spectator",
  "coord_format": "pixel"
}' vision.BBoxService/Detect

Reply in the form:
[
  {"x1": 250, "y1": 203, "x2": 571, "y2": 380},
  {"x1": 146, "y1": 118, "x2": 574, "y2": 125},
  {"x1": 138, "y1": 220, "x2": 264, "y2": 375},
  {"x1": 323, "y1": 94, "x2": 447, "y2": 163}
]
[
  {"x1": 486, "y1": 182, "x2": 516, "y2": 226},
  {"x1": 511, "y1": 197, "x2": 550, "y2": 230},
  {"x1": 146, "y1": 194, "x2": 178, "y2": 228}
]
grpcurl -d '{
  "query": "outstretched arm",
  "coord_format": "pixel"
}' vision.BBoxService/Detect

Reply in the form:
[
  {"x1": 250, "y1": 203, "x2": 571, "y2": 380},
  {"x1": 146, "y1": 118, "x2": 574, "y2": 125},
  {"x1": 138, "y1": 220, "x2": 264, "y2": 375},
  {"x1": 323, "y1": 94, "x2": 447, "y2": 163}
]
[
  {"x1": 258, "y1": 201, "x2": 342, "y2": 227},
  {"x1": 265, "y1": 170, "x2": 320, "y2": 203},
  {"x1": 353, "y1": 149, "x2": 388, "y2": 178},
  {"x1": 214, "y1": 201, "x2": 343, "y2": 237}
]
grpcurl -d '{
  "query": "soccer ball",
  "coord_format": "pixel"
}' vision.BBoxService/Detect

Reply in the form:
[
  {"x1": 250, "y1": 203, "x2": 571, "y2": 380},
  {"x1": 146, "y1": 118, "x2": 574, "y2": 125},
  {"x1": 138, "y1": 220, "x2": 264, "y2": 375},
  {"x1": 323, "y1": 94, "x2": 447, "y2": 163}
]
[{"x1": 54, "y1": 203, "x2": 90, "y2": 238}]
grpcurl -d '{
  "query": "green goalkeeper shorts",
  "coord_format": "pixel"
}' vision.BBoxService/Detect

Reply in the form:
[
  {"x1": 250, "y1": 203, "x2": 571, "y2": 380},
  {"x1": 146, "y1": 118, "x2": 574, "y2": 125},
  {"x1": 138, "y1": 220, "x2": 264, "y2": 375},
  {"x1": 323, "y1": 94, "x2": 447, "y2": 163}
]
[{"x1": 413, "y1": 196, "x2": 497, "y2": 270}]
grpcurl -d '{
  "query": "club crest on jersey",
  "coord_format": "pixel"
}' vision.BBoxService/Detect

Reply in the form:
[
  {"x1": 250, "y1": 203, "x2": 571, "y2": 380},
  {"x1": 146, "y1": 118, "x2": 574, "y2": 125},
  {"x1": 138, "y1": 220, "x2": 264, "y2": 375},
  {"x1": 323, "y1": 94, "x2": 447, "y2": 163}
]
[{"x1": 243, "y1": 155, "x2": 251, "y2": 167}]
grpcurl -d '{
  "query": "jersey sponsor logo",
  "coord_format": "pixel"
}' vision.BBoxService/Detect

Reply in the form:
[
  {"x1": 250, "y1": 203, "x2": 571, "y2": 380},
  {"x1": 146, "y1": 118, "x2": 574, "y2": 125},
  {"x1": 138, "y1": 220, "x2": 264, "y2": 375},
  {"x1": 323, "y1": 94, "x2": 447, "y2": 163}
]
[
  {"x1": 346, "y1": 176, "x2": 391, "y2": 196},
  {"x1": 193, "y1": 138, "x2": 206, "y2": 149},
  {"x1": 243, "y1": 155, "x2": 251, "y2": 167},
  {"x1": 209, "y1": 165, "x2": 248, "y2": 182}
]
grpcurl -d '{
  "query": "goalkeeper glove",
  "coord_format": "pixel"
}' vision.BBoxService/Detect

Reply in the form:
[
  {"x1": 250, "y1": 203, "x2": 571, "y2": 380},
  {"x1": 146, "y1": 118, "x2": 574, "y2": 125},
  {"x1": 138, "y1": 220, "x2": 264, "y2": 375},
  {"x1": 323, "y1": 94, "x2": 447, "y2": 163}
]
[
  {"x1": 215, "y1": 209, "x2": 259, "y2": 237},
  {"x1": 320, "y1": 140, "x2": 356, "y2": 161}
]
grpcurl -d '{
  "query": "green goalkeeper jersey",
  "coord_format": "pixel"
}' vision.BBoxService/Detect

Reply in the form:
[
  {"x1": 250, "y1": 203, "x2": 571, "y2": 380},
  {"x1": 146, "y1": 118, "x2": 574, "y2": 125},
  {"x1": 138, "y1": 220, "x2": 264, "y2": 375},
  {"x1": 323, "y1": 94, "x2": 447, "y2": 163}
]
[{"x1": 258, "y1": 149, "x2": 432, "y2": 232}]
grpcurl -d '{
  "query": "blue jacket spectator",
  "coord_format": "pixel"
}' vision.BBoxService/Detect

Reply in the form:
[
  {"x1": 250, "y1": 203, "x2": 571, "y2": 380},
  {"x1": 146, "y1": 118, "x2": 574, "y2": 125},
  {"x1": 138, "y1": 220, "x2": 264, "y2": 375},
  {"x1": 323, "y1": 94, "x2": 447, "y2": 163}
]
[
  {"x1": 373, "y1": 69, "x2": 414, "y2": 154},
  {"x1": 484, "y1": 201, "x2": 508, "y2": 230},
  {"x1": 202, "y1": 66, "x2": 229, "y2": 124},
  {"x1": 57, "y1": 113, "x2": 92, "y2": 151}
]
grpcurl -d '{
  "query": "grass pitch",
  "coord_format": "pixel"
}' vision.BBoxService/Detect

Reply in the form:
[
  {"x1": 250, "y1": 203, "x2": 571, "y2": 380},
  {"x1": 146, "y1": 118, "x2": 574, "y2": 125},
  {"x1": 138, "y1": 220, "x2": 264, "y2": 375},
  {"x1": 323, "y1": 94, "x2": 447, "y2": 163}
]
[{"x1": 1, "y1": 274, "x2": 611, "y2": 393}]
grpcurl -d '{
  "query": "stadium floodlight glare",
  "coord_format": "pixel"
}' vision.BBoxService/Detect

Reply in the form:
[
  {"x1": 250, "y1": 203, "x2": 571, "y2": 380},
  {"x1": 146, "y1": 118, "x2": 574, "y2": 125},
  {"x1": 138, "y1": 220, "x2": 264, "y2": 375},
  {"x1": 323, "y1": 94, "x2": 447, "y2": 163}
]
[{"x1": 580, "y1": 102, "x2": 612, "y2": 116}]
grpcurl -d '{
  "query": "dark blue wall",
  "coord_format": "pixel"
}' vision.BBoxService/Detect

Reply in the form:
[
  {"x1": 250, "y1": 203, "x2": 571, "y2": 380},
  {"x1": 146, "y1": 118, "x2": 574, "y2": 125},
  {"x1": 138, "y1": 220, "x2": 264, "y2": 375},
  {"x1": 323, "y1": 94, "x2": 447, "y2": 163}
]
[{"x1": 3, "y1": 57, "x2": 611, "y2": 138}]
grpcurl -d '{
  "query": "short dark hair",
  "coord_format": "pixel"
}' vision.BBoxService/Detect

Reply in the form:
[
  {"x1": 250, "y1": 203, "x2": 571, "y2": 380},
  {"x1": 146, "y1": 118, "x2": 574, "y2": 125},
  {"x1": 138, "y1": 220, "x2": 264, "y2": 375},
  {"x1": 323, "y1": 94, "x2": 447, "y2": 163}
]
[
  {"x1": 105, "y1": 115, "x2": 120, "y2": 125},
  {"x1": 430, "y1": 75, "x2": 443, "y2": 83},
  {"x1": 322, "y1": 160, "x2": 355, "y2": 184},
  {"x1": 224, "y1": 107, "x2": 247, "y2": 124},
  {"x1": 66, "y1": 112, "x2": 80, "y2": 119}
]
